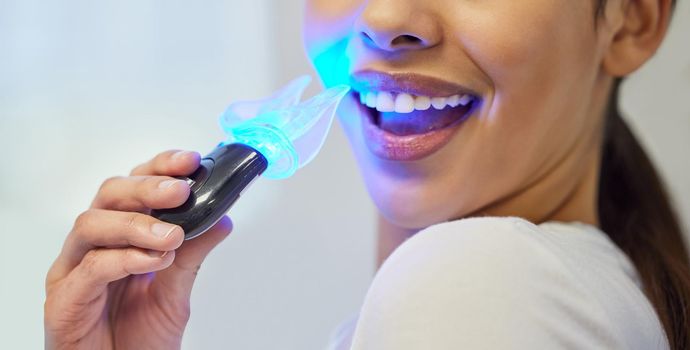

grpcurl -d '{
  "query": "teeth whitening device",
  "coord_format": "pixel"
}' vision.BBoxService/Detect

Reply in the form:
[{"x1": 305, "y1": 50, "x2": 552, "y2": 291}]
[{"x1": 152, "y1": 76, "x2": 350, "y2": 239}]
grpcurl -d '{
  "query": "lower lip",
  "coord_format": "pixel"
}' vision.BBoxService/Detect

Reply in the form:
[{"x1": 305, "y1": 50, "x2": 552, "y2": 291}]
[{"x1": 355, "y1": 96, "x2": 471, "y2": 161}]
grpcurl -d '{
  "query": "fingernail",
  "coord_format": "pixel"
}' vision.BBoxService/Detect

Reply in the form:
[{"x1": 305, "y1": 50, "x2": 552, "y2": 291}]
[
  {"x1": 151, "y1": 223, "x2": 177, "y2": 238},
  {"x1": 172, "y1": 150, "x2": 193, "y2": 161},
  {"x1": 158, "y1": 179, "x2": 182, "y2": 189},
  {"x1": 148, "y1": 250, "x2": 168, "y2": 258}
]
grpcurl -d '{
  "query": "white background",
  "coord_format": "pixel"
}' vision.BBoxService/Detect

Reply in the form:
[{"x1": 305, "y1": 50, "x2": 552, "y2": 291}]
[{"x1": 0, "y1": 1, "x2": 688, "y2": 349}]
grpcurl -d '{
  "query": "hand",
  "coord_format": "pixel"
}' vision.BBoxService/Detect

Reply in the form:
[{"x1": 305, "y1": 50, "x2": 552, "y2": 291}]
[{"x1": 44, "y1": 150, "x2": 233, "y2": 350}]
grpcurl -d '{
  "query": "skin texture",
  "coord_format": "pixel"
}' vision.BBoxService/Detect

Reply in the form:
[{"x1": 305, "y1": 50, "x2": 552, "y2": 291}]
[
  {"x1": 44, "y1": 0, "x2": 672, "y2": 348},
  {"x1": 303, "y1": 0, "x2": 672, "y2": 262},
  {"x1": 44, "y1": 151, "x2": 232, "y2": 349}
]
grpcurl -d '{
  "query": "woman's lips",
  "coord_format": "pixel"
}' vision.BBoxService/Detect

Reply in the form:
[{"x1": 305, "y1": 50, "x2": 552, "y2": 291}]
[
  {"x1": 348, "y1": 70, "x2": 480, "y2": 161},
  {"x1": 350, "y1": 70, "x2": 480, "y2": 98},
  {"x1": 354, "y1": 93, "x2": 475, "y2": 161}
]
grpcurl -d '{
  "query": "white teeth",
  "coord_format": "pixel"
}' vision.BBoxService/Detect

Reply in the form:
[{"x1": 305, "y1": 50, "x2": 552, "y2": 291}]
[
  {"x1": 376, "y1": 92, "x2": 395, "y2": 112},
  {"x1": 458, "y1": 94, "x2": 473, "y2": 106},
  {"x1": 394, "y1": 93, "x2": 415, "y2": 113},
  {"x1": 431, "y1": 97, "x2": 447, "y2": 110},
  {"x1": 359, "y1": 91, "x2": 474, "y2": 113},
  {"x1": 365, "y1": 92, "x2": 377, "y2": 108},
  {"x1": 414, "y1": 95, "x2": 431, "y2": 110}
]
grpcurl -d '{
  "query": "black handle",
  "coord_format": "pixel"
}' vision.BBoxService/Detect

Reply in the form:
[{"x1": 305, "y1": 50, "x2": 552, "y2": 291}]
[{"x1": 151, "y1": 143, "x2": 268, "y2": 240}]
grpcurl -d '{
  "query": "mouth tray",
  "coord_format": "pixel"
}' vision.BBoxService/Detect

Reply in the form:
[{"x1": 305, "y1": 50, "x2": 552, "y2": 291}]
[{"x1": 219, "y1": 76, "x2": 350, "y2": 179}]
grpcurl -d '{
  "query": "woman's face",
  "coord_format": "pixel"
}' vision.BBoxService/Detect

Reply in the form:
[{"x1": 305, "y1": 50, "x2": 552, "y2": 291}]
[{"x1": 304, "y1": 0, "x2": 613, "y2": 229}]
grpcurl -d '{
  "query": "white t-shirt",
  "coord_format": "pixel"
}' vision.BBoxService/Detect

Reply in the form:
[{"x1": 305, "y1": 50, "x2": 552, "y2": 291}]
[{"x1": 327, "y1": 217, "x2": 669, "y2": 350}]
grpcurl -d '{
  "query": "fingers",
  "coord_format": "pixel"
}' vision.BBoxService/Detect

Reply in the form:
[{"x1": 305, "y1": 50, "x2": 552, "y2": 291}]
[
  {"x1": 91, "y1": 175, "x2": 191, "y2": 212},
  {"x1": 153, "y1": 216, "x2": 233, "y2": 299},
  {"x1": 61, "y1": 247, "x2": 176, "y2": 302},
  {"x1": 49, "y1": 209, "x2": 184, "y2": 283},
  {"x1": 92, "y1": 149, "x2": 201, "y2": 211},
  {"x1": 130, "y1": 150, "x2": 201, "y2": 177}
]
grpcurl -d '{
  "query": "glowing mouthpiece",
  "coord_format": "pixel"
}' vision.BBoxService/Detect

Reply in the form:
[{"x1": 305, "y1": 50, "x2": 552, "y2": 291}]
[{"x1": 219, "y1": 76, "x2": 350, "y2": 179}]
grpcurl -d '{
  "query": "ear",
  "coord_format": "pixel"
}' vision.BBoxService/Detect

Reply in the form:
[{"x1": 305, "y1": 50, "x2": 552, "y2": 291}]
[{"x1": 602, "y1": 0, "x2": 673, "y2": 77}]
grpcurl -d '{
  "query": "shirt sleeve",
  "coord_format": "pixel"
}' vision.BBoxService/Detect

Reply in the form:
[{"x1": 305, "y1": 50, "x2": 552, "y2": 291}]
[{"x1": 349, "y1": 217, "x2": 625, "y2": 350}]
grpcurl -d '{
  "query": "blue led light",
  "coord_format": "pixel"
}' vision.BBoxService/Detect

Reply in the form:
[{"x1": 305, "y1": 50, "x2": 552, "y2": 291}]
[
  {"x1": 219, "y1": 77, "x2": 350, "y2": 179},
  {"x1": 226, "y1": 116, "x2": 298, "y2": 179}
]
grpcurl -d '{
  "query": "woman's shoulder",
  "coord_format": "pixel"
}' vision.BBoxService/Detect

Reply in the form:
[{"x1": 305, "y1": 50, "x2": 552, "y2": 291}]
[
  {"x1": 347, "y1": 216, "x2": 669, "y2": 350},
  {"x1": 389, "y1": 216, "x2": 645, "y2": 291},
  {"x1": 391, "y1": 216, "x2": 574, "y2": 266},
  {"x1": 399, "y1": 216, "x2": 618, "y2": 259},
  {"x1": 382, "y1": 216, "x2": 623, "y2": 287}
]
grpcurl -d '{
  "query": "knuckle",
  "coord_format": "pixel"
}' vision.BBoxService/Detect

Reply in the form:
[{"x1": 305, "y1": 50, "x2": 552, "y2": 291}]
[
  {"x1": 120, "y1": 248, "x2": 138, "y2": 275},
  {"x1": 93, "y1": 176, "x2": 124, "y2": 208},
  {"x1": 130, "y1": 162, "x2": 147, "y2": 175},
  {"x1": 122, "y1": 247, "x2": 134, "y2": 261},
  {"x1": 73, "y1": 210, "x2": 95, "y2": 236},
  {"x1": 124, "y1": 212, "x2": 146, "y2": 231},
  {"x1": 80, "y1": 249, "x2": 101, "y2": 277},
  {"x1": 99, "y1": 176, "x2": 122, "y2": 193},
  {"x1": 45, "y1": 267, "x2": 61, "y2": 294}
]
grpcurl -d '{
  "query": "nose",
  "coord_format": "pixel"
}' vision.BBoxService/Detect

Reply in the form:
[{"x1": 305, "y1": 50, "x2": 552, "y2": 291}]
[{"x1": 355, "y1": 0, "x2": 442, "y2": 52}]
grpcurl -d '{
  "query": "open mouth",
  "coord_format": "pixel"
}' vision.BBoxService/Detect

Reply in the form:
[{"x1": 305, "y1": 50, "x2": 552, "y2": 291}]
[
  {"x1": 348, "y1": 70, "x2": 481, "y2": 161},
  {"x1": 354, "y1": 90, "x2": 477, "y2": 136}
]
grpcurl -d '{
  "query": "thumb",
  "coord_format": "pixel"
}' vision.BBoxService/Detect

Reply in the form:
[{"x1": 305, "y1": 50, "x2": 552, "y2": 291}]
[{"x1": 152, "y1": 215, "x2": 232, "y2": 300}]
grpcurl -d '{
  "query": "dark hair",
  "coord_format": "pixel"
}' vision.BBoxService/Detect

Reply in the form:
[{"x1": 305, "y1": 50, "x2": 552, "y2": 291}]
[{"x1": 596, "y1": 2, "x2": 690, "y2": 348}]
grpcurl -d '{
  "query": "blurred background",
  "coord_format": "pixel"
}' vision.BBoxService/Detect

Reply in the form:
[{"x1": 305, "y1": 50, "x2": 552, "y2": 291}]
[{"x1": 0, "y1": 1, "x2": 688, "y2": 348}]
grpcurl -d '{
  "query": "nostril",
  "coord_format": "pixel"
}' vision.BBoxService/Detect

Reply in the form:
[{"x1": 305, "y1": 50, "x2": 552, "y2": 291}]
[
  {"x1": 391, "y1": 34, "x2": 423, "y2": 46},
  {"x1": 360, "y1": 31, "x2": 427, "y2": 51},
  {"x1": 361, "y1": 32, "x2": 375, "y2": 44}
]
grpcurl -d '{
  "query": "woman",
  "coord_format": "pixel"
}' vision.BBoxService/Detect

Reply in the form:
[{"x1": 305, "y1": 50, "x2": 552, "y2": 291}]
[{"x1": 44, "y1": 0, "x2": 689, "y2": 349}]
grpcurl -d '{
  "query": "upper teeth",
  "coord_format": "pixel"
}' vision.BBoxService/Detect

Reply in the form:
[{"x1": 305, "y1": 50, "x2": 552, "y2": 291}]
[{"x1": 359, "y1": 91, "x2": 474, "y2": 113}]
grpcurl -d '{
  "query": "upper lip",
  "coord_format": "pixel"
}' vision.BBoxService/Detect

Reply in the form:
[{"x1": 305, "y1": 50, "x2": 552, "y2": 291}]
[{"x1": 349, "y1": 70, "x2": 480, "y2": 98}]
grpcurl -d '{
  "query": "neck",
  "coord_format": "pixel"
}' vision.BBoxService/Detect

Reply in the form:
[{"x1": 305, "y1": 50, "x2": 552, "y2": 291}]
[
  {"x1": 375, "y1": 149, "x2": 601, "y2": 268},
  {"x1": 376, "y1": 213, "x2": 418, "y2": 267}
]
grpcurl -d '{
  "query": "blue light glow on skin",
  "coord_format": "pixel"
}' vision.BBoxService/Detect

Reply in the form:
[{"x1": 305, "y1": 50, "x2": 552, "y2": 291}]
[
  {"x1": 311, "y1": 38, "x2": 352, "y2": 89},
  {"x1": 219, "y1": 76, "x2": 350, "y2": 179}
]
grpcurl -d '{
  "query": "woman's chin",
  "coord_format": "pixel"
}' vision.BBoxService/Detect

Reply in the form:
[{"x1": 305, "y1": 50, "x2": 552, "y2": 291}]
[
  {"x1": 343, "y1": 136, "x2": 462, "y2": 229},
  {"x1": 365, "y1": 181, "x2": 461, "y2": 230},
  {"x1": 376, "y1": 201, "x2": 454, "y2": 230},
  {"x1": 336, "y1": 98, "x2": 470, "y2": 229}
]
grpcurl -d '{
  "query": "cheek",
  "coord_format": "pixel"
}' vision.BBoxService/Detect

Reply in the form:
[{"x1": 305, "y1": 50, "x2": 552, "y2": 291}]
[
  {"x1": 454, "y1": 1, "x2": 600, "y2": 172},
  {"x1": 456, "y1": 1, "x2": 595, "y2": 81}
]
